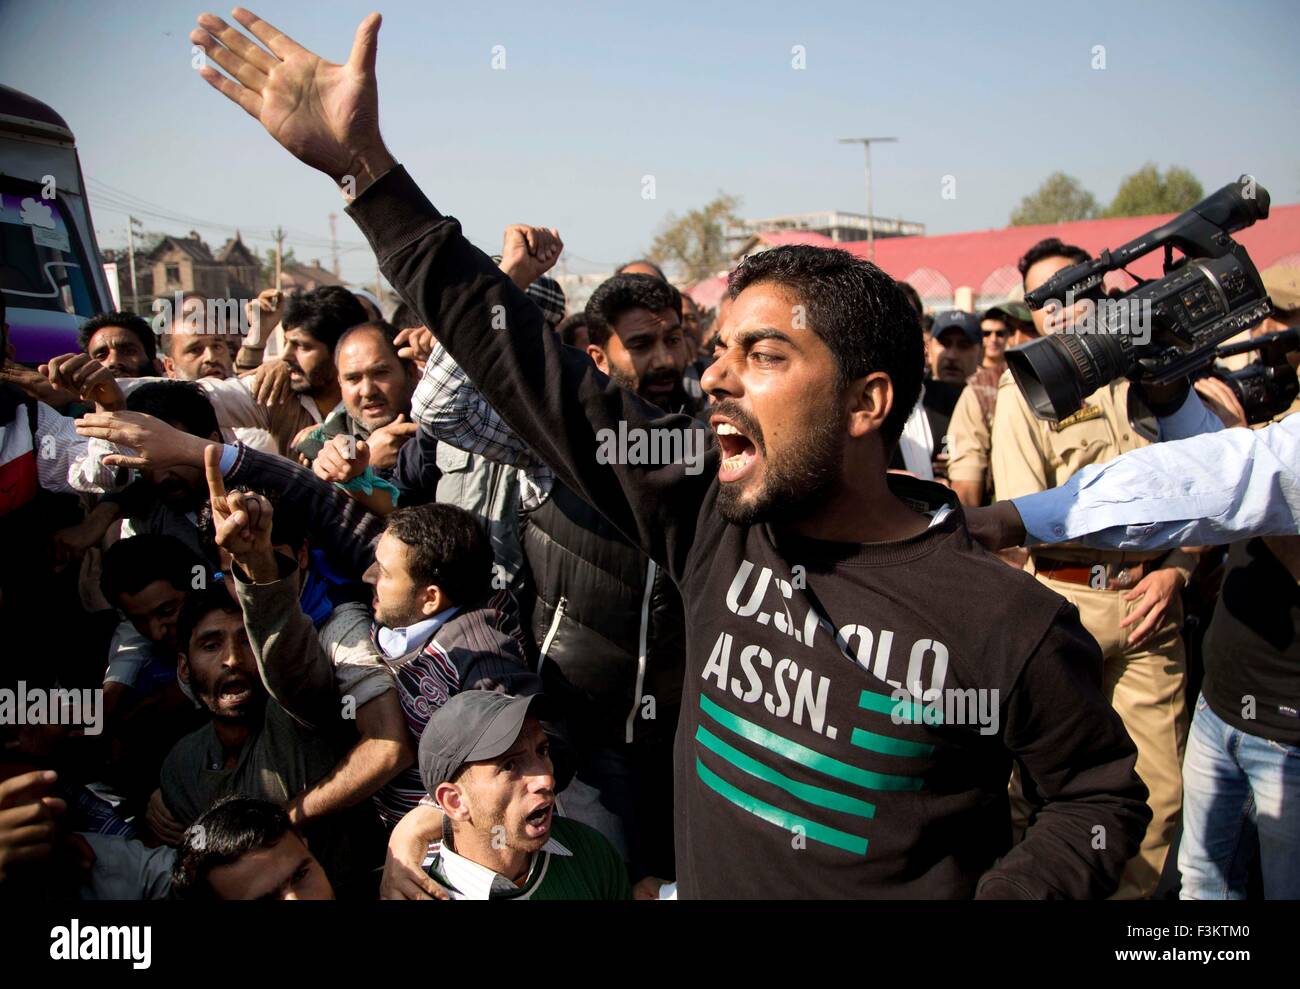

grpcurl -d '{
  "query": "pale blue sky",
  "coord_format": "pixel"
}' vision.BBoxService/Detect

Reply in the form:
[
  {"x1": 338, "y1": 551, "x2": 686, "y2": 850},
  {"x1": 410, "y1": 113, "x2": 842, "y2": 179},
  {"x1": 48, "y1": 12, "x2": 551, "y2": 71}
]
[{"x1": 2, "y1": 0, "x2": 1298, "y2": 285}]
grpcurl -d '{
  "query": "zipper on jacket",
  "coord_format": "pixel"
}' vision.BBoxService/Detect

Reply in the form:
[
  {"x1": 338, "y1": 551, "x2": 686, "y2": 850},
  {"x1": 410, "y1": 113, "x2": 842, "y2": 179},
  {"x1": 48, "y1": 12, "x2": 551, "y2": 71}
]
[
  {"x1": 536, "y1": 595, "x2": 567, "y2": 673},
  {"x1": 624, "y1": 559, "x2": 656, "y2": 744}
]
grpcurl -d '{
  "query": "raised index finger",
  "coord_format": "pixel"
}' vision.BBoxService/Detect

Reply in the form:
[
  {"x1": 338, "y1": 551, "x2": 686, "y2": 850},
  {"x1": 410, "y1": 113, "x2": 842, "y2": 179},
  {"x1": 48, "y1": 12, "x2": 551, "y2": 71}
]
[{"x1": 204, "y1": 444, "x2": 229, "y2": 511}]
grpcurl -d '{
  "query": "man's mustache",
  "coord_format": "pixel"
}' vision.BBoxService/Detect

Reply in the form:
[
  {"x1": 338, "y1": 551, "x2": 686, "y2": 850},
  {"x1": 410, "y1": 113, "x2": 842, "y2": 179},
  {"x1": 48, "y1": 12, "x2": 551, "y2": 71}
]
[{"x1": 641, "y1": 370, "x2": 681, "y2": 388}]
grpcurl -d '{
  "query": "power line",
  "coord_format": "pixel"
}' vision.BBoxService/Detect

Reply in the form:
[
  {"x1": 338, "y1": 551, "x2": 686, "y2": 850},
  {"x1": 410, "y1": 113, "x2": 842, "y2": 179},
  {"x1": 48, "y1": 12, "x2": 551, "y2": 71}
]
[{"x1": 85, "y1": 178, "x2": 370, "y2": 251}]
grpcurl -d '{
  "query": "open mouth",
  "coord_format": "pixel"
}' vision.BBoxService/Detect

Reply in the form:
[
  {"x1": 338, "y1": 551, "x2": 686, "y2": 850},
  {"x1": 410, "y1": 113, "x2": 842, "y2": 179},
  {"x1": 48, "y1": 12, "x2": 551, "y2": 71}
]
[
  {"x1": 217, "y1": 677, "x2": 252, "y2": 706},
  {"x1": 712, "y1": 415, "x2": 759, "y2": 483},
  {"x1": 524, "y1": 802, "x2": 553, "y2": 837}
]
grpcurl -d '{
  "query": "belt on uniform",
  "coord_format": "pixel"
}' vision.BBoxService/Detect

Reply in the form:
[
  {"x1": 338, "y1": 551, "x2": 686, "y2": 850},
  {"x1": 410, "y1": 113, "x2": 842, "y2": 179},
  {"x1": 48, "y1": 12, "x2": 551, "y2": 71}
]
[{"x1": 1032, "y1": 556, "x2": 1148, "y2": 591}]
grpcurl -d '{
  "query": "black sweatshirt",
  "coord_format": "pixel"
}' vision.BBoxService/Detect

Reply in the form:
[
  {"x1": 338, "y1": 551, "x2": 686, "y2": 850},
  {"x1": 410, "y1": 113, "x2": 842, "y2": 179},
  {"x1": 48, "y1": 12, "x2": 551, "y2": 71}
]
[{"x1": 346, "y1": 166, "x2": 1151, "y2": 899}]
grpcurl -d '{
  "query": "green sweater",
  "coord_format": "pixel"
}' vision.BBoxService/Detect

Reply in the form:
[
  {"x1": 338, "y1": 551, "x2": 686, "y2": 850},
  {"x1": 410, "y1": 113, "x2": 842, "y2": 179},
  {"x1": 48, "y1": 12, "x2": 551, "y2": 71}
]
[{"x1": 425, "y1": 817, "x2": 630, "y2": 900}]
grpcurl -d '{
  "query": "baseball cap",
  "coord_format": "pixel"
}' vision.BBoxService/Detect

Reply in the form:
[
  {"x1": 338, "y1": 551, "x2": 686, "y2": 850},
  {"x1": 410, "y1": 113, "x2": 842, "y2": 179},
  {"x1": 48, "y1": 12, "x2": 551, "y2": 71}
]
[
  {"x1": 930, "y1": 310, "x2": 981, "y2": 345},
  {"x1": 418, "y1": 688, "x2": 557, "y2": 797},
  {"x1": 1262, "y1": 265, "x2": 1300, "y2": 312},
  {"x1": 982, "y1": 300, "x2": 1033, "y2": 326}
]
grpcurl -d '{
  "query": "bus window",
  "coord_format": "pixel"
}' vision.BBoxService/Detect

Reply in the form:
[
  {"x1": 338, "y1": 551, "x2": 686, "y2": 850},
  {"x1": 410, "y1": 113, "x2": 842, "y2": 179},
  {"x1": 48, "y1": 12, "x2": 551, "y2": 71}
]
[{"x1": 0, "y1": 187, "x2": 95, "y2": 319}]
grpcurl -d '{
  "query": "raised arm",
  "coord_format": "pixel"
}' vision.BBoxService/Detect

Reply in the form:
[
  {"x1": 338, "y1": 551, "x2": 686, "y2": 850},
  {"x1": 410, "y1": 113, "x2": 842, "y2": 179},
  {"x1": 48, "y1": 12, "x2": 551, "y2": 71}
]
[
  {"x1": 189, "y1": 7, "x2": 713, "y2": 581},
  {"x1": 221, "y1": 442, "x2": 385, "y2": 576}
]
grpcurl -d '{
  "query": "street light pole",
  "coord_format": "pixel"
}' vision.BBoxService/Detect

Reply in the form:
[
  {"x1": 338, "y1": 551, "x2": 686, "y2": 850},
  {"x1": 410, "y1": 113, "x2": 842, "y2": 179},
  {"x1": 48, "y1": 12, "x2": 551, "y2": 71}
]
[{"x1": 838, "y1": 136, "x2": 896, "y2": 260}]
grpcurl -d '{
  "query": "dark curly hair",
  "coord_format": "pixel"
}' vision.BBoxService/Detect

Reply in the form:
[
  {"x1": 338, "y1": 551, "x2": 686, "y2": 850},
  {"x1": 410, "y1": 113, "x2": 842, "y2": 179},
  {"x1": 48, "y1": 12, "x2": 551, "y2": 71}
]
[
  {"x1": 383, "y1": 503, "x2": 494, "y2": 607},
  {"x1": 584, "y1": 274, "x2": 682, "y2": 347},
  {"x1": 78, "y1": 310, "x2": 158, "y2": 361},
  {"x1": 726, "y1": 245, "x2": 923, "y2": 447},
  {"x1": 1017, "y1": 238, "x2": 1091, "y2": 280},
  {"x1": 282, "y1": 285, "x2": 368, "y2": 352}
]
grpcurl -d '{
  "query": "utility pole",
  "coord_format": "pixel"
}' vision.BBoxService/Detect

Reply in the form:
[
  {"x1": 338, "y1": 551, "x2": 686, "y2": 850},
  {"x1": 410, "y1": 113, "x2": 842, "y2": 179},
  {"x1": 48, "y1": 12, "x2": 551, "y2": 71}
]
[
  {"x1": 838, "y1": 136, "x2": 897, "y2": 260},
  {"x1": 126, "y1": 216, "x2": 141, "y2": 312},
  {"x1": 272, "y1": 226, "x2": 285, "y2": 291},
  {"x1": 328, "y1": 213, "x2": 340, "y2": 278}
]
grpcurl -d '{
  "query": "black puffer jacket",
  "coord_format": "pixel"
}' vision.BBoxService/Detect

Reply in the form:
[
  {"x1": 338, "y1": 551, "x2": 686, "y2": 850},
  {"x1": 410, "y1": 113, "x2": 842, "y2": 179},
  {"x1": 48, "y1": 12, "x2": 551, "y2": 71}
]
[{"x1": 521, "y1": 478, "x2": 685, "y2": 751}]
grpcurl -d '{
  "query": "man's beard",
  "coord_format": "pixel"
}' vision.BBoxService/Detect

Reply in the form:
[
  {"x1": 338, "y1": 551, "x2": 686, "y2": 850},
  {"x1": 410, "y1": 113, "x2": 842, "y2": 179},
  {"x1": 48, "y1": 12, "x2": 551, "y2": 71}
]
[
  {"x1": 351, "y1": 404, "x2": 396, "y2": 433},
  {"x1": 713, "y1": 397, "x2": 846, "y2": 525},
  {"x1": 199, "y1": 670, "x2": 266, "y2": 723},
  {"x1": 610, "y1": 365, "x2": 690, "y2": 412},
  {"x1": 464, "y1": 796, "x2": 548, "y2": 856},
  {"x1": 286, "y1": 359, "x2": 332, "y2": 395},
  {"x1": 109, "y1": 361, "x2": 152, "y2": 379},
  {"x1": 374, "y1": 594, "x2": 426, "y2": 632}
]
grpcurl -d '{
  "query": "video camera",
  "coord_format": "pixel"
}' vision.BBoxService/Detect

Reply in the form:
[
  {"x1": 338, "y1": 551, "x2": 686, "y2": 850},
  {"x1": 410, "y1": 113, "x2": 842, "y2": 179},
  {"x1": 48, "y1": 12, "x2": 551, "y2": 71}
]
[
  {"x1": 1008, "y1": 177, "x2": 1277, "y2": 421},
  {"x1": 1200, "y1": 326, "x2": 1298, "y2": 425}
]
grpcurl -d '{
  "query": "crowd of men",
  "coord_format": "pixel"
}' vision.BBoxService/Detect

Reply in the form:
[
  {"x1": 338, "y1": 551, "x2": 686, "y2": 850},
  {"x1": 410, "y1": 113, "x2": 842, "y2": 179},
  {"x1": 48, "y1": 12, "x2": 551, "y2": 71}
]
[{"x1": 0, "y1": 8, "x2": 1295, "y2": 903}]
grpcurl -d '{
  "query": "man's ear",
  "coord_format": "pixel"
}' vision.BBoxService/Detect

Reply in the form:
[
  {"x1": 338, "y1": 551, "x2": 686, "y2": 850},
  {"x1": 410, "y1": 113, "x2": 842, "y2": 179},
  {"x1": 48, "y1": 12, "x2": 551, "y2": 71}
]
[
  {"x1": 420, "y1": 584, "x2": 446, "y2": 617},
  {"x1": 177, "y1": 653, "x2": 192, "y2": 686},
  {"x1": 586, "y1": 344, "x2": 609, "y2": 375},
  {"x1": 435, "y1": 781, "x2": 469, "y2": 823},
  {"x1": 296, "y1": 541, "x2": 310, "y2": 572},
  {"x1": 846, "y1": 371, "x2": 895, "y2": 440},
  {"x1": 162, "y1": 355, "x2": 177, "y2": 378}
]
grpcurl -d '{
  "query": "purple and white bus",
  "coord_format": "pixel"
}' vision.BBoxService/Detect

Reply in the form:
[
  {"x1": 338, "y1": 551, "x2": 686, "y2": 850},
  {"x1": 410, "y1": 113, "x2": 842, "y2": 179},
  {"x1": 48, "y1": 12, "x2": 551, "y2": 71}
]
[{"x1": 0, "y1": 84, "x2": 114, "y2": 364}]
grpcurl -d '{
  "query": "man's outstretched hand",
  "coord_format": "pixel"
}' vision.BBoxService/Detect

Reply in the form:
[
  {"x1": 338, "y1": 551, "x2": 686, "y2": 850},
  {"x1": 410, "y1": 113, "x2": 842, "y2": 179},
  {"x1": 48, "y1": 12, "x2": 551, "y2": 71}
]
[
  {"x1": 191, "y1": 8, "x2": 395, "y2": 195},
  {"x1": 963, "y1": 500, "x2": 1028, "y2": 553},
  {"x1": 75, "y1": 411, "x2": 218, "y2": 471}
]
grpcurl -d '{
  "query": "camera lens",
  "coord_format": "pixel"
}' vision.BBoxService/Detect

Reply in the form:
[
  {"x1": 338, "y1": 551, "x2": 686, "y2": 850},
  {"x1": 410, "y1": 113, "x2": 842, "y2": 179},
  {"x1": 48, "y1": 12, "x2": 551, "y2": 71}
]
[{"x1": 1006, "y1": 331, "x2": 1129, "y2": 421}]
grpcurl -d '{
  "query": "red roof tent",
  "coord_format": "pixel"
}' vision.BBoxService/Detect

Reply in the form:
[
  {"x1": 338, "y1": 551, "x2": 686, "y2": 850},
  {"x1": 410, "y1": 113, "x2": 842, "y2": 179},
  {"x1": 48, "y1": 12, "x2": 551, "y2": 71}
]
[
  {"x1": 849, "y1": 204, "x2": 1300, "y2": 300},
  {"x1": 689, "y1": 205, "x2": 1300, "y2": 307},
  {"x1": 689, "y1": 231, "x2": 842, "y2": 307}
]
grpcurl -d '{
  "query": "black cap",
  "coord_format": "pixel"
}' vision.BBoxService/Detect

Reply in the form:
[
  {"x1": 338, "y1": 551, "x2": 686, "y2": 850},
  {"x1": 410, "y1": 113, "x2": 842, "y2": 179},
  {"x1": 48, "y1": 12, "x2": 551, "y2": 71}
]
[
  {"x1": 418, "y1": 689, "x2": 556, "y2": 797},
  {"x1": 930, "y1": 309, "x2": 981, "y2": 345}
]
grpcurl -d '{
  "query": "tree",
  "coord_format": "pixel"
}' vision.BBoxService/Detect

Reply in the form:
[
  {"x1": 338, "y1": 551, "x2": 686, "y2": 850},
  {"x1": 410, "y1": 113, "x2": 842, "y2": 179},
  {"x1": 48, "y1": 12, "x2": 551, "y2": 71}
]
[
  {"x1": 647, "y1": 193, "x2": 742, "y2": 284},
  {"x1": 1009, "y1": 172, "x2": 1098, "y2": 226},
  {"x1": 1103, "y1": 164, "x2": 1203, "y2": 218}
]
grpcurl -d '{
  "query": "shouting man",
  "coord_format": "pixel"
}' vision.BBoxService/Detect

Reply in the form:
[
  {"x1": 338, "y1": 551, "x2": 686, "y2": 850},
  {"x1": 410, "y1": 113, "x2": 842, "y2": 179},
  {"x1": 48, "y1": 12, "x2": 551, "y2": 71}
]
[{"x1": 190, "y1": 9, "x2": 1150, "y2": 899}]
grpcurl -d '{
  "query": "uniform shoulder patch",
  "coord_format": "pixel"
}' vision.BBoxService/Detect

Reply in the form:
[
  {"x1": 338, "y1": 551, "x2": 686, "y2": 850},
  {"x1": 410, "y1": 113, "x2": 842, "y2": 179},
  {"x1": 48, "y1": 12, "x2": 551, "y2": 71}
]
[{"x1": 1049, "y1": 404, "x2": 1105, "y2": 431}]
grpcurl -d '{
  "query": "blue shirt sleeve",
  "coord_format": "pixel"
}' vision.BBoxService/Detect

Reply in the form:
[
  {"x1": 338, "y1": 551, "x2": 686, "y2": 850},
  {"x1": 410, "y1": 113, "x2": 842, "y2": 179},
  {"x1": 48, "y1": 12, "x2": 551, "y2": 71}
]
[
  {"x1": 1158, "y1": 387, "x2": 1223, "y2": 442},
  {"x1": 1015, "y1": 414, "x2": 1300, "y2": 549}
]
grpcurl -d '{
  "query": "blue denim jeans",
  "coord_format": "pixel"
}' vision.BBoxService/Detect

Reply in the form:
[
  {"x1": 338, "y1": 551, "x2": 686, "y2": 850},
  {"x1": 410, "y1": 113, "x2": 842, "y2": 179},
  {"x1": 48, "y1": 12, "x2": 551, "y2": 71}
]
[{"x1": 1179, "y1": 693, "x2": 1300, "y2": 899}]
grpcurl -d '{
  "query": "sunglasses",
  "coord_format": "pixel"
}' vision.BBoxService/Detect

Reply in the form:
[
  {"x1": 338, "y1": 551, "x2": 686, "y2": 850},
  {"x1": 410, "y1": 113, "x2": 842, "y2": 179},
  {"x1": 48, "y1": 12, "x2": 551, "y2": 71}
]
[{"x1": 982, "y1": 329, "x2": 1011, "y2": 339}]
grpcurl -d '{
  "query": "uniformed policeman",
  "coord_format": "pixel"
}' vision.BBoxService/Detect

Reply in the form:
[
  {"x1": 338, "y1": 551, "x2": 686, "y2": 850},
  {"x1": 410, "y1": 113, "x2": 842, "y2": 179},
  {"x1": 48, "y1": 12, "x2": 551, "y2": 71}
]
[
  {"x1": 948, "y1": 301, "x2": 1036, "y2": 509},
  {"x1": 991, "y1": 237, "x2": 1203, "y2": 900}
]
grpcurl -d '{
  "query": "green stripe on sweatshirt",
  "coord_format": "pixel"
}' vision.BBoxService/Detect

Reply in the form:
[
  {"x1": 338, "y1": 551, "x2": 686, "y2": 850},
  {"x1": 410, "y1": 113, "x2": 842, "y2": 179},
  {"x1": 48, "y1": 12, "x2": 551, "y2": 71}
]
[
  {"x1": 695, "y1": 725, "x2": 876, "y2": 819},
  {"x1": 699, "y1": 694, "x2": 923, "y2": 792},
  {"x1": 858, "y1": 688, "x2": 942, "y2": 725},
  {"x1": 850, "y1": 728, "x2": 935, "y2": 758},
  {"x1": 695, "y1": 758, "x2": 869, "y2": 855}
]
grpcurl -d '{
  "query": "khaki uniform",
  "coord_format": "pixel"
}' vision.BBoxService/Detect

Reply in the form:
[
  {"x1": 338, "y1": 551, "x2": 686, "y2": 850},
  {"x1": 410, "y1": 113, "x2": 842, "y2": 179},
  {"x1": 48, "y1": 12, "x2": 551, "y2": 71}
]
[
  {"x1": 947, "y1": 382, "x2": 993, "y2": 499},
  {"x1": 992, "y1": 374, "x2": 1193, "y2": 900}
]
